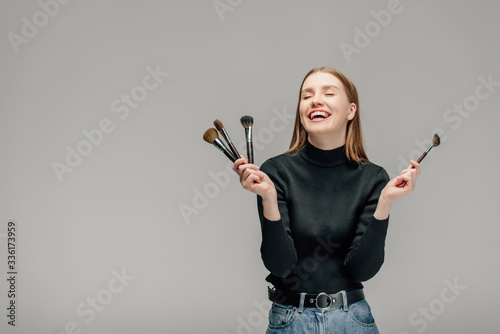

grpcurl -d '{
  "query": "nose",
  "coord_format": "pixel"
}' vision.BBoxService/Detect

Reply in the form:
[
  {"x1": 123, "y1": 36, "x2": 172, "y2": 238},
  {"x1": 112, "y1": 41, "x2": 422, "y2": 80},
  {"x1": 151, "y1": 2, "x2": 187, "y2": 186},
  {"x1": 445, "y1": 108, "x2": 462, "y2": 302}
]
[{"x1": 311, "y1": 96, "x2": 323, "y2": 107}]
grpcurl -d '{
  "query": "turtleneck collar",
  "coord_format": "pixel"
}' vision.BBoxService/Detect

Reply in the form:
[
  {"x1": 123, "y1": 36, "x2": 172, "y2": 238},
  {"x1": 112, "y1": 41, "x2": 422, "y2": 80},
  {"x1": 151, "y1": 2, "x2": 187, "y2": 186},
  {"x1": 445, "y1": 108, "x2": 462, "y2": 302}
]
[{"x1": 299, "y1": 140, "x2": 350, "y2": 167}]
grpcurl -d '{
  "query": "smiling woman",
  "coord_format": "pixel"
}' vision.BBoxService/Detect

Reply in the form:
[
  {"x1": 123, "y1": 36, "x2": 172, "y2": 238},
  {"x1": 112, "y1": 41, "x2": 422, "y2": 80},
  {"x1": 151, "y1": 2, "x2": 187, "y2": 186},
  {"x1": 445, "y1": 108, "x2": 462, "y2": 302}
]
[
  {"x1": 287, "y1": 68, "x2": 366, "y2": 165},
  {"x1": 232, "y1": 66, "x2": 421, "y2": 334}
]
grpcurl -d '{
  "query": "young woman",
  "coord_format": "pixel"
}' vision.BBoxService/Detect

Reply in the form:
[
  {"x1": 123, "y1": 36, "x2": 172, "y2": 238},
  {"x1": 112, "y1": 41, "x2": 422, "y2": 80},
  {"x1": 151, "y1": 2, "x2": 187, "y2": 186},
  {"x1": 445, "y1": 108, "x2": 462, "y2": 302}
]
[{"x1": 232, "y1": 67, "x2": 420, "y2": 333}]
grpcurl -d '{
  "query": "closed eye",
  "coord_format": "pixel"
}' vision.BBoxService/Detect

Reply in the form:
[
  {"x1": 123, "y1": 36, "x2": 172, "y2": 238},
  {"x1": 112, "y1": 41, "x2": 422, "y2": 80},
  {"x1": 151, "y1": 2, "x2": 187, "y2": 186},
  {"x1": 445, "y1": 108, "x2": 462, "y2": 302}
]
[{"x1": 302, "y1": 93, "x2": 333, "y2": 99}]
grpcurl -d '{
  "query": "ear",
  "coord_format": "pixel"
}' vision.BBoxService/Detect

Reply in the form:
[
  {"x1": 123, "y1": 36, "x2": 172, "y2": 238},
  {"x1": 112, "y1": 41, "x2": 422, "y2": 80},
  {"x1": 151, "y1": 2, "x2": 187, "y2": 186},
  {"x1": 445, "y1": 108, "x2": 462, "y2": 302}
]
[{"x1": 347, "y1": 103, "x2": 357, "y2": 121}]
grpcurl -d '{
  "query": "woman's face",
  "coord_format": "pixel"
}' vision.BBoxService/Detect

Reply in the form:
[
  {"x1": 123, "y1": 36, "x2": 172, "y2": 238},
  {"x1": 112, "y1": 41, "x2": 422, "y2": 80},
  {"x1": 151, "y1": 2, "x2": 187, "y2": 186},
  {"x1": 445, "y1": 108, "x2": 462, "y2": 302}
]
[{"x1": 299, "y1": 72, "x2": 356, "y2": 143}]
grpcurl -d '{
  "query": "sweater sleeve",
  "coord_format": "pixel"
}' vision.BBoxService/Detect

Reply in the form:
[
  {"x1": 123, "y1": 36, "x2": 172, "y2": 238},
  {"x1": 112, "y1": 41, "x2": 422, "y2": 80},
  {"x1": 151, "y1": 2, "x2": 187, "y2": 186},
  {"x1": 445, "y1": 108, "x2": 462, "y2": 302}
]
[
  {"x1": 343, "y1": 167, "x2": 391, "y2": 282},
  {"x1": 256, "y1": 159, "x2": 298, "y2": 278}
]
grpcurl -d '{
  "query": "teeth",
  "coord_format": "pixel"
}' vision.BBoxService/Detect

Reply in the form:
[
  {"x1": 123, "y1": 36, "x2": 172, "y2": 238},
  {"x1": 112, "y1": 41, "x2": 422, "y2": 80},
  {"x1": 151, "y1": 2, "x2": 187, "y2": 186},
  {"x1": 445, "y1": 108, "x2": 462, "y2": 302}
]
[{"x1": 309, "y1": 111, "x2": 330, "y2": 120}]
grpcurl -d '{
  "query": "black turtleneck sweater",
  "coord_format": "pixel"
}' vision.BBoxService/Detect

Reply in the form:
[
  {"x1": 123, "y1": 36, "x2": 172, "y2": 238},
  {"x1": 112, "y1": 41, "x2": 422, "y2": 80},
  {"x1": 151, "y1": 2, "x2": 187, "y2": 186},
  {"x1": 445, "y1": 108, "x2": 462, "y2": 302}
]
[{"x1": 256, "y1": 141, "x2": 390, "y2": 294}]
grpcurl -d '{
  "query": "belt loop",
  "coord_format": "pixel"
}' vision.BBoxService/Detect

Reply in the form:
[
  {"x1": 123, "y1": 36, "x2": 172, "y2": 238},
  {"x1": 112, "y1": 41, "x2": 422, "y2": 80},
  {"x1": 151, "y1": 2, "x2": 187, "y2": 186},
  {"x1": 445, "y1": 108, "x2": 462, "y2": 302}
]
[
  {"x1": 298, "y1": 292, "x2": 306, "y2": 313},
  {"x1": 341, "y1": 290, "x2": 349, "y2": 311}
]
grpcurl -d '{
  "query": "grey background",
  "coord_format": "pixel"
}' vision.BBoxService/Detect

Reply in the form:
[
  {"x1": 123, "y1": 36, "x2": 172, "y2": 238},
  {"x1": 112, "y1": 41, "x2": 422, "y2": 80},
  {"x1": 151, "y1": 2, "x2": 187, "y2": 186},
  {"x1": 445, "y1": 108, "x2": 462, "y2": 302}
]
[{"x1": 1, "y1": 0, "x2": 498, "y2": 333}]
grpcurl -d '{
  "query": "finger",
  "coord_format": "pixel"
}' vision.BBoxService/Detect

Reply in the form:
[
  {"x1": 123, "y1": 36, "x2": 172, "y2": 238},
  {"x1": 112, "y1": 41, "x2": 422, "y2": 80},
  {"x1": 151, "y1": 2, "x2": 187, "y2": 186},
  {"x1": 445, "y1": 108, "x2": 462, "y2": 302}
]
[
  {"x1": 400, "y1": 168, "x2": 418, "y2": 176},
  {"x1": 253, "y1": 169, "x2": 266, "y2": 182},
  {"x1": 408, "y1": 160, "x2": 420, "y2": 170},
  {"x1": 394, "y1": 174, "x2": 411, "y2": 187},
  {"x1": 399, "y1": 169, "x2": 413, "y2": 177},
  {"x1": 239, "y1": 163, "x2": 260, "y2": 172},
  {"x1": 411, "y1": 160, "x2": 421, "y2": 177},
  {"x1": 405, "y1": 162, "x2": 420, "y2": 179},
  {"x1": 399, "y1": 174, "x2": 411, "y2": 182},
  {"x1": 239, "y1": 165, "x2": 260, "y2": 180},
  {"x1": 400, "y1": 175, "x2": 415, "y2": 190},
  {"x1": 241, "y1": 168, "x2": 261, "y2": 182},
  {"x1": 394, "y1": 175, "x2": 407, "y2": 186},
  {"x1": 242, "y1": 173, "x2": 261, "y2": 190},
  {"x1": 401, "y1": 169, "x2": 417, "y2": 176},
  {"x1": 400, "y1": 174, "x2": 416, "y2": 189},
  {"x1": 232, "y1": 156, "x2": 247, "y2": 174}
]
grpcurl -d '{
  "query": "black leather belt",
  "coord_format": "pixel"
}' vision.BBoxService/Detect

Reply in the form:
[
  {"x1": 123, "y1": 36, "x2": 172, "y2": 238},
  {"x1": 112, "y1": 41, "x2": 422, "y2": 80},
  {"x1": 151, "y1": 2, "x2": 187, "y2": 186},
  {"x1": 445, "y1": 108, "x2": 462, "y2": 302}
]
[{"x1": 268, "y1": 286, "x2": 365, "y2": 310}]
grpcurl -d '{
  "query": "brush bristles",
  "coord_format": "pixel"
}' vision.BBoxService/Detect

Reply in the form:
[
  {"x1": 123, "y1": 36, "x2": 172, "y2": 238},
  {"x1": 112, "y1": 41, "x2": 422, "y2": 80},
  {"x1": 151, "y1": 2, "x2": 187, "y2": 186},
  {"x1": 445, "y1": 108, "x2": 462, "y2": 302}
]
[
  {"x1": 240, "y1": 115, "x2": 254, "y2": 128},
  {"x1": 432, "y1": 134, "x2": 441, "y2": 147},
  {"x1": 203, "y1": 128, "x2": 219, "y2": 144},
  {"x1": 214, "y1": 119, "x2": 223, "y2": 131}
]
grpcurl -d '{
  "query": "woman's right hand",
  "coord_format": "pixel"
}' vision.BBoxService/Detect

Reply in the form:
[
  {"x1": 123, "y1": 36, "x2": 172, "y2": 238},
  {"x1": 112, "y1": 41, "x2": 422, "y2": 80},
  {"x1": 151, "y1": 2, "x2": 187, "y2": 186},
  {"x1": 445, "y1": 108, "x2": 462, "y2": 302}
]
[{"x1": 232, "y1": 155, "x2": 276, "y2": 199}]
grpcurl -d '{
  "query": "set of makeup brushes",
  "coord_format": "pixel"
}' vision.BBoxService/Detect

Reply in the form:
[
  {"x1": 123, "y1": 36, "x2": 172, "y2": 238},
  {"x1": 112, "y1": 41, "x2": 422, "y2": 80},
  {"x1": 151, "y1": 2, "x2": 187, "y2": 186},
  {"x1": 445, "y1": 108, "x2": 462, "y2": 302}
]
[{"x1": 203, "y1": 116, "x2": 254, "y2": 164}]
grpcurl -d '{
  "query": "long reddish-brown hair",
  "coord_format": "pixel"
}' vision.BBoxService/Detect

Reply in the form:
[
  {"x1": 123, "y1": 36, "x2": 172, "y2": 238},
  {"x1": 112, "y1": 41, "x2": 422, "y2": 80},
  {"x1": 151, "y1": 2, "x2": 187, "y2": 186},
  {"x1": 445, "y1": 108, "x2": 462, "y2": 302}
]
[{"x1": 285, "y1": 67, "x2": 369, "y2": 166}]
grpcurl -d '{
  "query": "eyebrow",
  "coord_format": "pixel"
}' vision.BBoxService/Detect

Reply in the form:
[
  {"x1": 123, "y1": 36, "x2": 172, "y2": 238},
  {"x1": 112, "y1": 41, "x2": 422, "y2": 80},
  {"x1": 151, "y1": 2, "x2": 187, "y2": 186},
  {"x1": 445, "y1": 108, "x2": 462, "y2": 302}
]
[{"x1": 301, "y1": 85, "x2": 339, "y2": 94}]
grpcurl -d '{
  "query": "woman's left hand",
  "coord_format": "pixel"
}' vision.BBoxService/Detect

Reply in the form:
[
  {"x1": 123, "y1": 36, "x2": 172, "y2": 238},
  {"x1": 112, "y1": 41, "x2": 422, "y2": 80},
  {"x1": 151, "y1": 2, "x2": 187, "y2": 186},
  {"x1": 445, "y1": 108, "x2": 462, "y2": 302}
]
[{"x1": 381, "y1": 160, "x2": 421, "y2": 204}]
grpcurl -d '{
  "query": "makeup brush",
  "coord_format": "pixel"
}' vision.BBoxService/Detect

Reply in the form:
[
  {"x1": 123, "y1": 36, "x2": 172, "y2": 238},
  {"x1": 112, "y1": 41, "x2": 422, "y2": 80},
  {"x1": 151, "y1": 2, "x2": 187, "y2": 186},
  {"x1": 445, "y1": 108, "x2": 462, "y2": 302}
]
[
  {"x1": 240, "y1": 115, "x2": 254, "y2": 164},
  {"x1": 203, "y1": 128, "x2": 236, "y2": 163},
  {"x1": 412, "y1": 133, "x2": 441, "y2": 168},
  {"x1": 214, "y1": 119, "x2": 240, "y2": 161}
]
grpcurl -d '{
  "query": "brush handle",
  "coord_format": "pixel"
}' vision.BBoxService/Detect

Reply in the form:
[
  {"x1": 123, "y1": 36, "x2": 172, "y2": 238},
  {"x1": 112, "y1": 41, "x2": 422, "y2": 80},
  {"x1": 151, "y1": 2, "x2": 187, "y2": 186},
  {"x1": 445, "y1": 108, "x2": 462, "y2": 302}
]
[
  {"x1": 220, "y1": 128, "x2": 240, "y2": 160},
  {"x1": 247, "y1": 142, "x2": 254, "y2": 164},
  {"x1": 416, "y1": 151, "x2": 427, "y2": 164},
  {"x1": 224, "y1": 150, "x2": 236, "y2": 163},
  {"x1": 412, "y1": 143, "x2": 435, "y2": 168},
  {"x1": 213, "y1": 138, "x2": 237, "y2": 163},
  {"x1": 228, "y1": 142, "x2": 240, "y2": 161}
]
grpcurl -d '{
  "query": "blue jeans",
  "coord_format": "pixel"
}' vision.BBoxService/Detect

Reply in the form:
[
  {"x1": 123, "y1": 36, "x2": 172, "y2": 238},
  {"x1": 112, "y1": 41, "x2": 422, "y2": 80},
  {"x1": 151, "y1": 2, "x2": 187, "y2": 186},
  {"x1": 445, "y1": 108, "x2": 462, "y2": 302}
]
[{"x1": 266, "y1": 292, "x2": 380, "y2": 334}]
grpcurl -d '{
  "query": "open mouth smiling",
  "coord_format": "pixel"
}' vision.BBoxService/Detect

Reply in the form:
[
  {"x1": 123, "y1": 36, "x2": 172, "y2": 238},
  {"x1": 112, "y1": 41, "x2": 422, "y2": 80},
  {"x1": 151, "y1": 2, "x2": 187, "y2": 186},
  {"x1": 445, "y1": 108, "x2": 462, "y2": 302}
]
[{"x1": 307, "y1": 110, "x2": 331, "y2": 122}]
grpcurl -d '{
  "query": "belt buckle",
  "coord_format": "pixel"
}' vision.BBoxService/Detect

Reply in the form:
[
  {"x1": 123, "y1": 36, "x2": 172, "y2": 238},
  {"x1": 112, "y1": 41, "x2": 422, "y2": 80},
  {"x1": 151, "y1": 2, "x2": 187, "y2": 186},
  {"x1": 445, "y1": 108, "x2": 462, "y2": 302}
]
[{"x1": 314, "y1": 292, "x2": 335, "y2": 310}]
